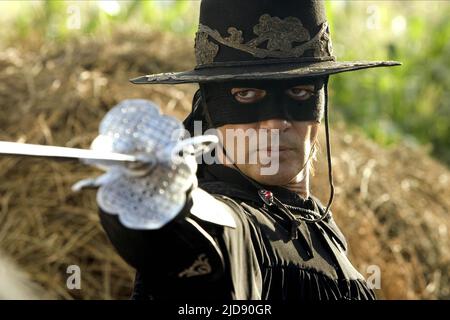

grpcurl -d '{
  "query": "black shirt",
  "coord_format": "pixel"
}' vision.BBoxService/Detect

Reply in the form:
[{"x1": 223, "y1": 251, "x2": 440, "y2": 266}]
[{"x1": 99, "y1": 163, "x2": 376, "y2": 300}]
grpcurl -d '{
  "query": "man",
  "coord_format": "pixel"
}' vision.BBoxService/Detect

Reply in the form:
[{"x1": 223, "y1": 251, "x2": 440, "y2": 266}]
[{"x1": 99, "y1": 0, "x2": 400, "y2": 300}]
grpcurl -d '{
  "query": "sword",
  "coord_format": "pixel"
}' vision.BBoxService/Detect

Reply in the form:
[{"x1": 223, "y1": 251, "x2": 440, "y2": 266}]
[
  {"x1": 0, "y1": 141, "x2": 138, "y2": 163},
  {"x1": 0, "y1": 99, "x2": 218, "y2": 166},
  {"x1": 0, "y1": 99, "x2": 226, "y2": 230}
]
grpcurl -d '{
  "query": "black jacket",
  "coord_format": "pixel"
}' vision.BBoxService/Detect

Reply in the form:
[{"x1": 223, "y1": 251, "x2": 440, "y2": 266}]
[{"x1": 99, "y1": 164, "x2": 376, "y2": 300}]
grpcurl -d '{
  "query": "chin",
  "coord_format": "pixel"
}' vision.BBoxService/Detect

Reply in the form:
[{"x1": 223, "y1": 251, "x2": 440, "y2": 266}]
[{"x1": 248, "y1": 166, "x2": 297, "y2": 186}]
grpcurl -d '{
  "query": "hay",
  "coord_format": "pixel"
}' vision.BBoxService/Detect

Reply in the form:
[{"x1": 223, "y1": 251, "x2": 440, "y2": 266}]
[
  {"x1": 0, "y1": 27, "x2": 448, "y2": 299},
  {"x1": 0, "y1": 27, "x2": 196, "y2": 300},
  {"x1": 313, "y1": 123, "x2": 450, "y2": 299},
  {"x1": 0, "y1": 251, "x2": 48, "y2": 299}
]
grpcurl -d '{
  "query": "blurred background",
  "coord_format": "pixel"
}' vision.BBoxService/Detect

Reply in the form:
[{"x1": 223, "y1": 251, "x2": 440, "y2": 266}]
[{"x1": 0, "y1": 0, "x2": 448, "y2": 299}]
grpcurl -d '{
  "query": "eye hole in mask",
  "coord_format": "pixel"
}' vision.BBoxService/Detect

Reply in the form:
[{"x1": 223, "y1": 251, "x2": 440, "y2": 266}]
[
  {"x1": 201, "y1": 77, "x2": 326, "y2": 127},
  {"x1": 230, "y1": 85, "x2": 316, "y2": 104},
  {"x1": 231, "y1": 88, "x2": 266, "y2": 104},
  {"x1": 285, "y1": 86, "x2": 316, "y2": 101}
]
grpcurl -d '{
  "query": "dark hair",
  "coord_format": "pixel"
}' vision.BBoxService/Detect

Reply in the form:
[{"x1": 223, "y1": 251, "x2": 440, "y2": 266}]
[
  {"x1": 183, "y1": 89, "x2": 202, "y2": 136},
  {"x1": 183, "y1": 89, "x2": 211, "y2": 179}
]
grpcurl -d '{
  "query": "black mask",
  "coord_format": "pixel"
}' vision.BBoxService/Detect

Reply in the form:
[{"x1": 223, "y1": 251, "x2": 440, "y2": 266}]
[{"x1": 200, "y1": 77, "x2": 326, "y2": 128}]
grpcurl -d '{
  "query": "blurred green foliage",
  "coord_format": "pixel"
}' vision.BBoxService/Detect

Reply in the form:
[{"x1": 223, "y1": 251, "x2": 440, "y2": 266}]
[
  {"x1": 0, "y1": 0, "x2": 449, "y2": 165},
  {"x1": 0, "y1": 0, "x2": 199, "y2": 42},
  {"x1": 326, "y1": 1, "x2": 450, "y2": 165}
]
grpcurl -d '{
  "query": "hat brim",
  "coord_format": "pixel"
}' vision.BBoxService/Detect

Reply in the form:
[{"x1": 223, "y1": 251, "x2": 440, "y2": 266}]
[{"x1": 130, "y1": 60, "x2": 401, "y2": 85}]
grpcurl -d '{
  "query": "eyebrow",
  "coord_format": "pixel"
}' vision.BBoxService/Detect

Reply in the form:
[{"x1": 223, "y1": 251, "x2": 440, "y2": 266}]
[
  {"x1": 231, "y1": 84, "x2": 314, "y2": 90},
  {"x1": 289, "y1": 84, "x2": 315, "y2": 88},
  {"x1": 230, "y1": 87, "x2": 266, "y2": 94}
]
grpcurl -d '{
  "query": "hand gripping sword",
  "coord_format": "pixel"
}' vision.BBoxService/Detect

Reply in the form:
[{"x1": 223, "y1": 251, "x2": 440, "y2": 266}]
[{"x1": 0, "y1": 99, "x2": 232, "y2": 230}]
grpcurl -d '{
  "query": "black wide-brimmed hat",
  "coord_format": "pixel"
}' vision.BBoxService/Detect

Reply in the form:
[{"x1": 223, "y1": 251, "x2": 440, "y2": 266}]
[{"x1": 131, "y1": 0, "x2": 400, "y2": 85}]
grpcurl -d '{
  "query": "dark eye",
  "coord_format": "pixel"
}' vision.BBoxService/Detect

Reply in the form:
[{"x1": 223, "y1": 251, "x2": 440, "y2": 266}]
[
  {"x1": 231, "y1": 88, "x2": 266, "y2": 104},
  {"x1": 237, "y1": 90, "x2": 256, "y2": 99},
  {"x1": 286, "y1": 86, "x2": 314, "y2": 101}
]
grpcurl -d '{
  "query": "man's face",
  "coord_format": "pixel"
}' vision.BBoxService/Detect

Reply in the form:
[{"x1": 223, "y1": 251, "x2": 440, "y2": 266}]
[{"x1": 213, "y1": 82, "x2": 322, "y2": 186}]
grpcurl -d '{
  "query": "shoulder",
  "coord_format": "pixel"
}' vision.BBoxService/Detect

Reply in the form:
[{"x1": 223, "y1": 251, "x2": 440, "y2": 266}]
[{"x1": 311, "y1": 195, "x2": 348, "y2": 253}]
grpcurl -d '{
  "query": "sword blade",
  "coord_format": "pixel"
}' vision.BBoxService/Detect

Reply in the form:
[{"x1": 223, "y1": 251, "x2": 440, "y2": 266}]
[{"x1": 0, "y1": 141, "x2": 137, "y2": 162}]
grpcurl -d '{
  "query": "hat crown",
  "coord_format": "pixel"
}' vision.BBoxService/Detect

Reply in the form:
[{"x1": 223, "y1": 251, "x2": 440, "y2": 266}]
[
  {"x1": 130, "y1": 0, "x2": 400, "y2": 85},
  {"x1": 195, "y1": 0, "x2": 334, "y2": 67}
]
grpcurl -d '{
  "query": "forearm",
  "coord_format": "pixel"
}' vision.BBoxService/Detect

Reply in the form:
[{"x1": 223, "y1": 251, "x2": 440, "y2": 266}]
[{"x1": 98, "y1": 189, "x2": 235, "y2": 281}]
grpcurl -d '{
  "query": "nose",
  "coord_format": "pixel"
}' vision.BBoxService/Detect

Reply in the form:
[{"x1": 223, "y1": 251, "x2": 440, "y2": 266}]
[{"x1": 258, "y1": 118, "x2": 291, "y2": 131}]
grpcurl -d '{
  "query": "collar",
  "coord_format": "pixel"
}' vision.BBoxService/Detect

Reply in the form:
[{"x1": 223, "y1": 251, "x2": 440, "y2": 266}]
[{"x1": 200, "y1": 163, "x2": 317, "y2": 210}]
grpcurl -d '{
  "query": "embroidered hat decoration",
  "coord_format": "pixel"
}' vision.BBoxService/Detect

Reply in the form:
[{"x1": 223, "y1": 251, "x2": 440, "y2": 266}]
[{"x1": 131, "y1": 0, "x2": 401, "y2": 85}]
